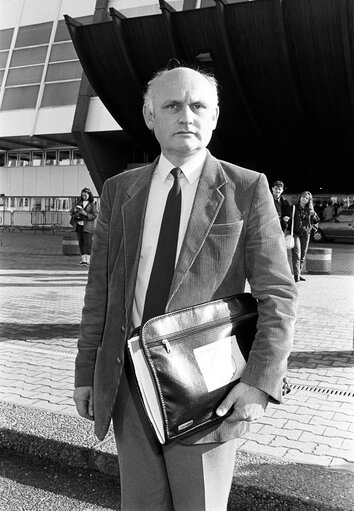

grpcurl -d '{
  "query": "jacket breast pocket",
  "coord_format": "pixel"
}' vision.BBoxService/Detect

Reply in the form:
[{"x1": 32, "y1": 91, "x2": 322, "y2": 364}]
[{"x1": 208, "y1": 220, "x2": 243, "y2": 236}]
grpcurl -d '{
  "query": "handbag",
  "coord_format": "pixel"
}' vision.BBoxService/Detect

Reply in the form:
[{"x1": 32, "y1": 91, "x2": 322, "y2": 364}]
[
  {"x1": 128, "y1": 293, "x2": 258, "y2": 444},
  {"x1": 284, "y1": 206, "x2": 295, "y2": 249}
]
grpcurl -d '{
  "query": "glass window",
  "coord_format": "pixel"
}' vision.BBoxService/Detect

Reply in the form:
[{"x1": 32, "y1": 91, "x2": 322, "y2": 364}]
[
  {"x1": 41, "y1": 81, "x2": 80, "y2": 107},
  {"x1": 2, "y1": 85, "x2": 39, "y2": 110},
  {"x1": 54, "y1": 17, "x2": 92, "y2": 43},
  {"x1": 32, "y1": 151, "x2": 43, "y2": 166},
  {"x1": 54, "y1": 20, "x2": 71, "y2": 43},
  {"x1": 0, "y1": 153, "x2": 5, "y2": 166},
  {"x1": 58, "y1": 150, "x2": 71, "y2": 165},
  {"x1": 49, "y1": 41, "x2": 78, "y2": 62},
  {"x1": 6, "y1": 65, "x2": 43, "y2": 86},
  {"x1": 7, "y1": 153, "x2": 18, "y2": 166},
  {"x1": 45, "y1": 150, "x2": 57, "y2": 165},
  {"x1": 32, "y1": 198, "x2": 41, "y2": 210},
  {"x1": 24, "y1": 198, "x2": 28, "y2": 207},
  {"x1": 46, "y1": 61, "x2": 82, "y2": 82},
  {"x1": 11, "y1": 46, "x2": 47, "y2": 67},
  {"x1": 0, "y1": 51, "x2": 9, "y2": 68},
  {"x1": 0, "y1": 28, "x2": 14, "y2": 51},
  {"x1": 15, "y1": 22, "x2": 52, "y2": 48},
  {"x1": 72, "y1": 149, "x2": 84, "y2": 164},
  {"x1": 19, "y1": 152, "x2": 31, "y2": 166}
]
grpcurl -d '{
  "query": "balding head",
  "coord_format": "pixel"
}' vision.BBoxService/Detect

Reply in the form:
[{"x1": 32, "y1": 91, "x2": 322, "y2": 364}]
[{"x1": 144, "y1": 67, "x2": 219, "y2": 114}]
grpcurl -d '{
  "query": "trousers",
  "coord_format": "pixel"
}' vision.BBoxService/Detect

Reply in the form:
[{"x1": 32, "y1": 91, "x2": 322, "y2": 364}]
[
  {"x1": 76, "y1": 225, "x2": 93, "y2": 255},
  {"x1": 112, "y1": 363, "x2": 237, "y2": 511},
  {"x1": 292, "y1": 233, "x2": 310, "y2": 278}
]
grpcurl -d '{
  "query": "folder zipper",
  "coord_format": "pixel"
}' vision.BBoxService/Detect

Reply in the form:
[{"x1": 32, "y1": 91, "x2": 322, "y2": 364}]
[{"x1": 147, "y1": 312, "x2": 256, "y2": 353}]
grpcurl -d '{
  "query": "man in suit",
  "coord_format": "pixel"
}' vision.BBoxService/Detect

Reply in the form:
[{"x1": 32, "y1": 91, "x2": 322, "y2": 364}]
[
  {"x1": 271, "y1": 180, "x2": 292, "y2": 232},
  {"x1": 74, "y1": 66, "x2": 297, "y2": 510}
]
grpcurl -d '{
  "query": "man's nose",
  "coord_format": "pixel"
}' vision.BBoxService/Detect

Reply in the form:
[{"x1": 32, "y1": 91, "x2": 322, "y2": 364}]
[{"x1": 178, "y1": 106, "x2": 193, "y2": 125}]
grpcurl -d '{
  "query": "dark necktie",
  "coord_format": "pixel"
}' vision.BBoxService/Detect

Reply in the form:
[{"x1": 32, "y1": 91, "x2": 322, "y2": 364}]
[{"x1": 142, "y1": 167, "x2": 182, "y2": 325}]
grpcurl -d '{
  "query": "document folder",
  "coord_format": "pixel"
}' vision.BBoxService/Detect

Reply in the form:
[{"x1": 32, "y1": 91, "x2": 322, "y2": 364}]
[{"x1": 128, "y1": 293, "x2": 258, "y2": 444}]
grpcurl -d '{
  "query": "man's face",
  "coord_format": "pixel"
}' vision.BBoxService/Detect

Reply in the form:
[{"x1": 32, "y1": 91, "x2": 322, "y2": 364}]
[
  {"x1": 143, "y1": 68, "x2": 219, "y2": 164},
  {"x1": 272, "y1": 186, "x2": 283, "y2": 199}
]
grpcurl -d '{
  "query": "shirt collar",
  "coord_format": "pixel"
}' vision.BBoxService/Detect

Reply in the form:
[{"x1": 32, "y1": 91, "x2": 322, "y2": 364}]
[{"x1": 157, "y1": 149, "x2": 207, "y2": 185}]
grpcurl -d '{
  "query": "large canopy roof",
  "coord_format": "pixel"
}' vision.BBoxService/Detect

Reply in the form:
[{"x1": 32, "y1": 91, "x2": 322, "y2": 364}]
[{"x1": 66, "y1": 0, "x2": 354, "y2": 193}]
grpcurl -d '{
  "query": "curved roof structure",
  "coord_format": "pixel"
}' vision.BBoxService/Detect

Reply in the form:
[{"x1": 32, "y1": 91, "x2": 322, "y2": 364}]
[{"x1": 66, "y1": 0, "x2": 354, "y2": 192}]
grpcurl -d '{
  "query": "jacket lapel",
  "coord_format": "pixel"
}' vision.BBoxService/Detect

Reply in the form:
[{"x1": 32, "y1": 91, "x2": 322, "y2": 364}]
[
  {"x1": 167, "y1": 152, "x2": 227, "y2": 307},
  {"x1": 121, "y1": 160, "x2": 157, "y2": 312}
]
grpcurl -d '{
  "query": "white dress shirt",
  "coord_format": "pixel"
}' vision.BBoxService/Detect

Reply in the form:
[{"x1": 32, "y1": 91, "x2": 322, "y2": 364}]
[{"x1": 132, "y1": 149, "x2": 207, "y2": 327}]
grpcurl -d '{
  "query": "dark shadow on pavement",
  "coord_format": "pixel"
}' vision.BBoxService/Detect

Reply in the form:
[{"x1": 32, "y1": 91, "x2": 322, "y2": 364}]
[
  {"x1": 289, "y1": 351, "x2": 354, "y2": 368},
  {"x1": 0, "y1": 323, "x2": 80, "y2": 341}
]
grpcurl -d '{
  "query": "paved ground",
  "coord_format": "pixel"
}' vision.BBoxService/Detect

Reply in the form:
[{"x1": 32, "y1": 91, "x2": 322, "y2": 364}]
[{"x1": 0, "y1": 231, "x2": 353, "y2": 476}]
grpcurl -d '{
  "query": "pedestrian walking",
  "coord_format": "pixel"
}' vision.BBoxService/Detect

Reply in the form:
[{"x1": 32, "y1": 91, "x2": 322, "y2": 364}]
[
  {"x1": 323, "y1": 202, "x2": 334, "y2": 221},
  {"x1": 70, "y1": 187, "x2": 98, "y2": 266},
  {"x1": 291, "y1": 191, "x2": 320, "y2": 282}
]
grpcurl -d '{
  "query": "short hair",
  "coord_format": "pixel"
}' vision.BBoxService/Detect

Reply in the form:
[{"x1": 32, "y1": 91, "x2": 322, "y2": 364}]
[
  {"x1": 143, "y1": 65, "x2": 219, "y2": 114},
  {"x1": 272, "y1": 180, "x2": 285, "y2": 189}
]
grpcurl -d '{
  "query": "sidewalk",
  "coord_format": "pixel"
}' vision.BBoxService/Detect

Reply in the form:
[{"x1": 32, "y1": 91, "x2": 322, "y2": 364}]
[{"x1": 0, "y1": 231, "x2": 353, "y2": 509}]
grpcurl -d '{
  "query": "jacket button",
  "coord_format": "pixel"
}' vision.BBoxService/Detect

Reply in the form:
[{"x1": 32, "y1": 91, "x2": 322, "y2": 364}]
[
  {"x1": 121, "y1": 325, "x2": 126, "y2": 333},
  {"x1": 116, "y1": 357, "x2": 122, "y2": 365}
]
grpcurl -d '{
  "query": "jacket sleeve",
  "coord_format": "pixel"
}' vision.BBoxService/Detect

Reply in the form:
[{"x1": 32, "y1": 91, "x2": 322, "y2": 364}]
[
  {"x1": 241, "y1": 173, "x2": 298, "y2": 402},
  {"x1": 86, "y1": 202, "x2": 98, "y2": 221}
]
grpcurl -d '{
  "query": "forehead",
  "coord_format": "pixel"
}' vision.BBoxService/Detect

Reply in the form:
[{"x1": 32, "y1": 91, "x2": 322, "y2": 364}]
[{"x1": 153, "y1": 69, "x2": 217, "y2": 105}]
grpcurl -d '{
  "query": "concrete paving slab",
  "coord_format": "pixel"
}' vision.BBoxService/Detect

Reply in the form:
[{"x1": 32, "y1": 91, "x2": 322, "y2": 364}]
[{"x1": 0, "y1": 231, "x2": 354, "y2": 507}]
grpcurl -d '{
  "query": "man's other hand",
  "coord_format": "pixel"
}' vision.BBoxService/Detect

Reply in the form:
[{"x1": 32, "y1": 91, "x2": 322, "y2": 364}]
[
  {"x1": 216, "y1": 382, "x2": 269, "y2": 423},
  {"x1": 73, "y1": 386, "x2": 94, "y2": 420}
]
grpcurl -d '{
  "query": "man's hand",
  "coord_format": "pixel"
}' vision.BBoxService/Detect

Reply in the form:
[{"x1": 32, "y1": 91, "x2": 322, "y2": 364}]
[
  {"x1": 283, "y1": 215, "x2": 290, "y2": 222},
  {"x1": 73, "y1": 386, "x2": 94, "y2": 421},
  {"x1": 216, "y1": 382, "x2": 269, "y2": 423}
]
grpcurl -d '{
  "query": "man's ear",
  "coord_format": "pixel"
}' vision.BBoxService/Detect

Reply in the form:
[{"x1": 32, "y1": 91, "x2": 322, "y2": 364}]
[
  {"x1": 143, "y1": 106, "x2": 154, "y2": 131},
  {"x1": 212, "y1": 106, "x2": 220, "y2": 130}
]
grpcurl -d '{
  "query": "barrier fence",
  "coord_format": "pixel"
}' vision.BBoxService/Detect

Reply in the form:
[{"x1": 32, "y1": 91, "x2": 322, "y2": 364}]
[{"x1": 0, "y1": 210, "x2": 72, "y2": 232}]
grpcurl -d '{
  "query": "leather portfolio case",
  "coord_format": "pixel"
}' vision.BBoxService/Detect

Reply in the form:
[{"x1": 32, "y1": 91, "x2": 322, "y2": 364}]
[{"x1": 128, "y1": 292, "x2": 258, "y2": 444}]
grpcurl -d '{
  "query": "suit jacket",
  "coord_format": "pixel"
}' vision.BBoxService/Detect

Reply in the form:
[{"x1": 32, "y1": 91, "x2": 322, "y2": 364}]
[
  {"x1": 76, "y1": 151, "x2": 297, "y2": 443},
  {"x1": 274, "y1": 196, "x2": 291, "y2": 231}
]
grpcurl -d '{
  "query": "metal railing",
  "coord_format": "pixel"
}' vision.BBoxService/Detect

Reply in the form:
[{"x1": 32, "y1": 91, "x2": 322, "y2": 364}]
[{"x1": 0, "y1": 210, "x2": 72, "y2": 233}]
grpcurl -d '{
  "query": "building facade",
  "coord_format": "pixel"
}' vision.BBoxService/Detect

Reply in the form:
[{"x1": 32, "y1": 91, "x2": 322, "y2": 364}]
[
  {"x1": 1, "y1": 0, "x2": 352, "y2": 231},
  {"x1": 0, "y1": 0, "x2": 194, "y2": 227}
]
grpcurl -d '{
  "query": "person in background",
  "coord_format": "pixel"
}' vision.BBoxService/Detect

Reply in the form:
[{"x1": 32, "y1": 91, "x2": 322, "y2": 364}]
[
  {"x1": 271, "y1": 180, "x2": 292, "y2": 231},
  {"x1": 314, "y1": 200, "x2": 325, "y2": 221},
  {"x1": 337, "y1": 202, "x2": 346, "y2": 215},
  {"x1": 323, "y1": 201, "x2": 334, "y2": 221},
  {"x1": 332, "y1": 202, "x2": 339, "y2": 216},
  {"x1": 70, "y1": 187, "x2": 98, "y2": 266},
  {"x1": 291, "y1": 191, "x2": 319, "y2": 283},
  {"x1": 73, "y1": 66, "x2": 297, "y2": 511}
]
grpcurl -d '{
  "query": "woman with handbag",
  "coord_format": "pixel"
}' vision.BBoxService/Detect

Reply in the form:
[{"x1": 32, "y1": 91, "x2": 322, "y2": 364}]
[
  {"x1": 291, "y1": 191, "x2": 319, "y2": 282},
  {"x1": 70, "y1": 187, "x2": 98, "y2": 266}
]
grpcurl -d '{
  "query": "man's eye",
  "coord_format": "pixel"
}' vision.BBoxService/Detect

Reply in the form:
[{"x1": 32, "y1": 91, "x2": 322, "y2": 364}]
[
  {"x1": 167, "y1": 103, "x2": 179, "y2": 110},
  {"x1": 193, "y1": 104, "x2": 206, "y2": 111}
]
